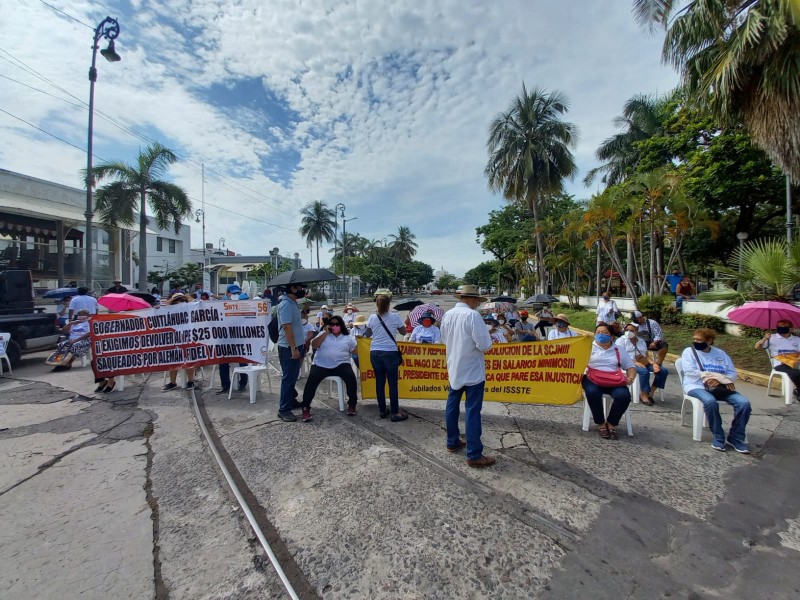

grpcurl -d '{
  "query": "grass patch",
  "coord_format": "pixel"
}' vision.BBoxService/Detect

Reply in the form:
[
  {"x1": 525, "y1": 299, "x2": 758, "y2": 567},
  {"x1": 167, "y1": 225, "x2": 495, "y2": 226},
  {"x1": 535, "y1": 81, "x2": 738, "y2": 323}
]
[{"x1": 554, "y1": 306, "x2": 770, "y2": 375}]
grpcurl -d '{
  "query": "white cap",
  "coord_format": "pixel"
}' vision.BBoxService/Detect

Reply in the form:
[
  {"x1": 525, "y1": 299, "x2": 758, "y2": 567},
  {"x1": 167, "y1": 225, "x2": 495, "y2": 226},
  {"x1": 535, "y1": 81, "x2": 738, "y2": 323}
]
[
  {"x1": 321, "y1": 304, "x2": 329, "y2": 309},
  {"x1": 632, "y1": 310, "x2": 643, "y2": 318}
]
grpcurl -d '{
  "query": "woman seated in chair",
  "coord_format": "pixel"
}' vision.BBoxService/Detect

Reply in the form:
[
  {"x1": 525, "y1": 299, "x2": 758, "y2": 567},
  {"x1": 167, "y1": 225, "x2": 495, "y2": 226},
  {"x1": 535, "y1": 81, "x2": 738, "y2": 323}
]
[
  {"x1": 583, "y1": 323, "x2": 637, "y2": 440},
  {"x1": 754, "y1": 319, "x2": 800, "y2": 402},
  {"x1": 51, "y1": 309, "x2": 92, "y2": 372},
  {"x1": 300, "y1": 314, "x2": 359, "y2": 421},
  {"x1": 615, "y1": 322, "x2": 667, "y2": 405}
]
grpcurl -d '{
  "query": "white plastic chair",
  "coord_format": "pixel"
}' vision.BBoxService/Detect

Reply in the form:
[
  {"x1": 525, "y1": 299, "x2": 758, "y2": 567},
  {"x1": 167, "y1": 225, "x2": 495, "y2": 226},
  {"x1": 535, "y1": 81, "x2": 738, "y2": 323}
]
[
  {"x1": 765, "y1": 349, "x2": 796, "y2": 405},
  {"x1": 228, "y1": 363, "x2": 272, "y2": 404},
  {"x1": 675, "y1": 358, "x2": 710, "y2": 442},
  {"x1": 581, "y1": 384, "x2": 634, "y2": 437},
  {"x1": 0, "y1": 332, "x2": 12, "y2": 375},
  {"x1": 323, "y1": 376, "x2": 346, "y2": 412}
]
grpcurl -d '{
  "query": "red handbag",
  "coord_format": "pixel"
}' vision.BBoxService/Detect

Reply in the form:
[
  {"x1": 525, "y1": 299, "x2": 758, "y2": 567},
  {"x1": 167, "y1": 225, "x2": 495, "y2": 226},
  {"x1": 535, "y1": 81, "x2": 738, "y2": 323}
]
[{"x1": 586, "y1": 348, "x2": 628, "y2": 387}]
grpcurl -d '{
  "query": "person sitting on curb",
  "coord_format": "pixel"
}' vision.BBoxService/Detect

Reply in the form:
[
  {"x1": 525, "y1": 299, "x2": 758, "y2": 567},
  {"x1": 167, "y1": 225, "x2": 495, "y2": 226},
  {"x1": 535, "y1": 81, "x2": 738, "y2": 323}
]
[
  {"x1": 681, "y1": 328, "x2": 751, "y2": 454},
  {"x1": 300, "y1": 314, "x2": 359, "y2": 420},
  {"x1": 675, "y1": 276, "x2": 696, "y2": 310},
  {"x1": 755, "y1": 319, "x2": 800, "y2": 402},
  {"x1": 484, "y1": 315, "x2": 507, "y2": 343},
  {"x1": 514, "y1": 310, "x2": 537, "y2": 341},
  {"x1": 615, "y1": 323, "x2": 667, "y2": 405},
  {"x1": 631, "y1": 310, "x2": 669, "y2": 365},
  {"x1": 533, "y1": 303, "x2": 555, "y2": 337},
  {"x1": 547, "y1": 314, "x2": 578, "y2": 340}
]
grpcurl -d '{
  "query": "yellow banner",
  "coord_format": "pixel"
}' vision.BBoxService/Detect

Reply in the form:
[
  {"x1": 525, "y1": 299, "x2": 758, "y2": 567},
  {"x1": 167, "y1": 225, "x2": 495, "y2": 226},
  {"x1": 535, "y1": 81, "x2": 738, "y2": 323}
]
[{"x1": 356, "y1": 336, "x2": 591, "y2": 405}]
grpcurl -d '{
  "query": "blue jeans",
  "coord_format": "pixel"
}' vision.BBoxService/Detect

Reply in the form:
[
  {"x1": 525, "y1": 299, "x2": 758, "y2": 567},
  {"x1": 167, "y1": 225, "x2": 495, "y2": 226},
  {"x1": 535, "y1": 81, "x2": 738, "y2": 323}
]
[
  {"x1": 635, "y1": 364, "x2": 668, "y2": 393},
  {"x1": 278, "y1": 345, "x2": 305, "y2": 413},
  {"x1": 446, "y1": 383, "x2": 485, "y2": 460},
  {"x1": 370, "y1": 350, "x2": 401, "y2": 414},
  {"x1": 688, "y1": 388, "x2": 751, "y2": 444},
  {"x1": 582, "y1": 378, "x2": 631, "y2": 426}
]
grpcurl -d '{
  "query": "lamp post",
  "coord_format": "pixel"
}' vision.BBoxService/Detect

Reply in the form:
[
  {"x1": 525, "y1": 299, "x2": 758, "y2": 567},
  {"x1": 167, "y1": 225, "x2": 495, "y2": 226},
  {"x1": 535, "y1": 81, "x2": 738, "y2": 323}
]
[
  {"x1": 334, "y1": 203, "x2": 345, "y2": 303},
  {"x1": 84, "y1": 16, "x2": 121, "y2": 289},
  {"x1": 218, "y1": 237, "x2": 225, "y2": 256},
  {"x1": 342, "y1": 216, "x2": 358, "y2": 304},
  {"x1": 736, "y1": 232, "x2": 749, "y2": 282}
]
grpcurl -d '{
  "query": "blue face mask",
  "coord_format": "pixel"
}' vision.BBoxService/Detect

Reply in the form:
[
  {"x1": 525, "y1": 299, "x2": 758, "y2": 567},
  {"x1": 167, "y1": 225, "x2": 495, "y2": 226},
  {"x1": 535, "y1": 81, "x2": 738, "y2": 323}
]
[{"x1": 595, "y1": 333, "x2": 612, "y2": 344}]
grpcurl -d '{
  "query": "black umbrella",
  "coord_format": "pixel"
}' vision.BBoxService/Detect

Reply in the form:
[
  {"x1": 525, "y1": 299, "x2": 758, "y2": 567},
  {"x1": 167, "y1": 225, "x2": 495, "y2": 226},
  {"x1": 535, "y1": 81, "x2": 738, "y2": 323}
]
[
  {"x1": 128, "y1": 292, "x2": 157, "y2": 305},
  {"x1": 267, "y1": 268, "x2": 339, "y2": 286},
  {"x1": 42, "y1": 287, "x2": 78, "y2": 299},
  {"x1": 491, "y1": 295, "x2": 518, "y2": 303},
  {"x1": 523, "y1": 294, "x2": 558, "y2": 304},
  {"x1": 394, "y1": 298, "x2": 425, "y2": 311}
]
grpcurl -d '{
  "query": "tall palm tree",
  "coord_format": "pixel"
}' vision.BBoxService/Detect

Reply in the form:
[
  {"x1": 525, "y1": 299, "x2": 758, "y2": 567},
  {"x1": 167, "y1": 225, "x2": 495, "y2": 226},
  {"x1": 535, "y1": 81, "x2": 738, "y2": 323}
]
[
  {"x1": 485, "y1": 84, "x2": 578, "y2": 293},
  {"x1": 584, "y1": 92, "x2": 673, "y2": 186},
  {"x1": 389, "y1": 226, "x2": 418, "y2": 261},
  {"x1": 91, "y1": 142, "x2": 191, "y2": 291},
  {"x1": 299, "y1": 200, "x2": 335, "y2": 268},
  {"x1": 633, "y1": 0, "x2": 800, "y2": 181}
]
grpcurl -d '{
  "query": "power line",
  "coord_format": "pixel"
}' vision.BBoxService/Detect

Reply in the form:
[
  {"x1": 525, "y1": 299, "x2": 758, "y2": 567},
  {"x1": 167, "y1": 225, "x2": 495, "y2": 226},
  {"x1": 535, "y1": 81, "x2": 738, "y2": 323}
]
[
  {"x1": 38, "y1": 0, "x2": 93, "y2": 29},
  {"x1": 0, "y1": 106, "x2": 89, "y2": 155}
]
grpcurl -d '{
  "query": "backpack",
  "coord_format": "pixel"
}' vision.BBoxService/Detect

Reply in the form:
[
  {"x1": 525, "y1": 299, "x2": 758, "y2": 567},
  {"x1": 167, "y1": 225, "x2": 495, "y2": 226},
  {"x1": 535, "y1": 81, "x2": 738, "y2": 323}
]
[{"x1": 268, "y1": 317, "x2": 279, "y2": 343}]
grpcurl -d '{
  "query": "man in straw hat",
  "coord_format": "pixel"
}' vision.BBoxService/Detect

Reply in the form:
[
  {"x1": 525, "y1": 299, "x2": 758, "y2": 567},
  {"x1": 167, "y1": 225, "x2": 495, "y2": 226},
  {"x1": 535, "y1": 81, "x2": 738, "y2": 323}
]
[
  {"x1": 440, "y1": 284, "x2": 495, "y2": 468},
  {"x1": 547, "y1": 314, "x2": 578, "y2": 340}
]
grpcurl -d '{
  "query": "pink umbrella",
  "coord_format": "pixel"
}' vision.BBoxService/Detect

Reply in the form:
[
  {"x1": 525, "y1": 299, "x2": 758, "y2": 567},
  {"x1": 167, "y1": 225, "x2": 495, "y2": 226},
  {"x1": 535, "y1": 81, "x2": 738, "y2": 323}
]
[
  {"x1": 408, "y1": 303, "x2": 445, "y2": 327},
  {"x1": 98, "y1": 293, "x2": 152, "y2": 312},
  {"x1": 727, "y1": 301, "x2": 800, "y2": 330}
]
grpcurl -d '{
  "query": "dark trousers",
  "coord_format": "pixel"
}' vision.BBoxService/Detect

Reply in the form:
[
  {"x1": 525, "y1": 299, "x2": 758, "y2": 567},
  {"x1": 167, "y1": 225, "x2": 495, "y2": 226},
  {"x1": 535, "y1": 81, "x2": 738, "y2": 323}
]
[
  {"x1": 278, "y1": 345, "x2": 305, "y2": 413},
  {"x1": 219, "y1": 363, "x2": 248, "y2": 390},
  {"x1": 302, "y1": 363, "x2": 358, "y2": 407},
  {"x1": 582, "y1": 377, "x2": 631, "y2": 426},
  {"x1": 774, "y1": 364, "x2": 800, "y2": 394},
  {"x1": 370, "y1": 350, "x2": 401, "y2": 415},
  {"x1": 534, "y1": 321, "x2": 551, "y2": 336}
]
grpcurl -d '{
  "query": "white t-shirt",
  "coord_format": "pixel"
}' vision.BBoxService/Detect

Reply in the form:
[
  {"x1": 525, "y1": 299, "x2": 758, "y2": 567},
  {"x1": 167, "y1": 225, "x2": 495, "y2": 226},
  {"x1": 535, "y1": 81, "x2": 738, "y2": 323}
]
[
  {"x1": 587, "y1": 342, "x2": 634, "y2": 372},
  {"x1": 69, "y1": 295, "x2": 98, "y2": 315},
  {"x1": 615, "y1": 336, "x2": 648, "y2": 363},
  {"x1": 595, "y1": 299, "x2": 617, "y2": 323},
  {"x1": 68, "y1": 319, "x2": 90, "y2": 341},
  {"x1": 312, "y1": 331, "x2": 356, "y2": 369},
  {"x1": 547, "y1": 327, "x2": 576, "y2": 340},
  {"x1": 410, "y1": 325, "x2": 441, "y2": 344},
  {"x1": 367, "y1": 312, "x2": 405, "y2": 352},
  {"x1": 680, "y1": 346, "x2": 737, "y2": 393},
  {"x1": 490, "y1": 329, "x2": 507, "y2": 343},
  {"x1": 764, "y1": 333, "x2": 800, "y2": 367}
]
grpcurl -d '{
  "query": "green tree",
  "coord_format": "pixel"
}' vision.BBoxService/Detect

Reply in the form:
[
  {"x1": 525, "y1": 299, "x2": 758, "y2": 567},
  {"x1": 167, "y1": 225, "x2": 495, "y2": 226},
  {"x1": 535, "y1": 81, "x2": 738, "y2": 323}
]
[
  {"x1": 475, "y1": 204, "x2": 533, "y2": 290},
  {"x1": 389, "y1": 226, "x2": 418, "y2": 261},
  {"x1": 436, "y1": 274, "x2": 460, "y2": 291},
  {"x1": 299, "y1": 200, "x2": 335, "y2": 268},
  {"x1": 171, "y1": 262, "x2": 204, "y2": 288},
  {"x1": 90, "y1": 142, "x2": 192, "y2": 291},
  {"x1": 485, "y1": 84, "x2": 578, "y2": 292},
  {"x1": 402, "y1": 260, "x2": 435, "y2": 291},
  {"x1": 464, "y1": 261, "x2": 500, "y2": 292},
  {"x1": 634, "y1": 0, "x2": 800, "y2": 181}
]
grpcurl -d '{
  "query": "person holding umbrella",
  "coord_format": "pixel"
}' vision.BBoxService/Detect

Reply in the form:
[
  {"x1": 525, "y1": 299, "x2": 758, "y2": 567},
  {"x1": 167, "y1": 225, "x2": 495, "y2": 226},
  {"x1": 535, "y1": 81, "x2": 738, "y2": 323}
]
[
  {"x1": 755, "y1": 319, "x2": 800, "y2": 401},
  {"x1": 409, "y1": 311, "x2": 441, "y2": 344}
]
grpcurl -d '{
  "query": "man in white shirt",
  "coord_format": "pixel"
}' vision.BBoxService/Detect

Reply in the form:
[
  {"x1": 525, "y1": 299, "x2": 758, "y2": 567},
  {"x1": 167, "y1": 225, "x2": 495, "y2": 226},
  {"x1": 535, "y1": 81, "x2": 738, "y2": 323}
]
[
  {"x1": 440, "y1": 285, "x2": 495, "y2": 468},
  {"x1": 67, "y1": 287, "x2": 98, "y2": 321},
  {"x1": 754, "y1": 319, "x2": 800, "y2": 400}
]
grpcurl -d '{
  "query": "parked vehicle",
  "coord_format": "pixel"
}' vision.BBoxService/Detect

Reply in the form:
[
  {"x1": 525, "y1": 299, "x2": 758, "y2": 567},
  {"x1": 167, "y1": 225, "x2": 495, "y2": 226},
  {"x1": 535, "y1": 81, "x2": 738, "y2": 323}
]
[{"x1": 0, "y1": 270, "x2": 60, "y2": 367}]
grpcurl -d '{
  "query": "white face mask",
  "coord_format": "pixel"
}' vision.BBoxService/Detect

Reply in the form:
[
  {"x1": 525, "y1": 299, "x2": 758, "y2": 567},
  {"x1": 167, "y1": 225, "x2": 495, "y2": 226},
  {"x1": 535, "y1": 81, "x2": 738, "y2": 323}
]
[
  {"x1": 77, "y1": 315, "x2": 88, "y2": 322},
  {"x1": 301, "y1": 318, "x2": 308, "y2": 325},
  {"x1": 498, "y1": 320, "x2": 505, "y2": 325},
  {"x1": 625, "y1": 330, "x2": 636, "y2": 339},
  {"x1": 486, "y1": 324, "x2": 493, "y2": 330},
  {"x1": 230, "y1": 294, "x2": 240, "y2": 300}
]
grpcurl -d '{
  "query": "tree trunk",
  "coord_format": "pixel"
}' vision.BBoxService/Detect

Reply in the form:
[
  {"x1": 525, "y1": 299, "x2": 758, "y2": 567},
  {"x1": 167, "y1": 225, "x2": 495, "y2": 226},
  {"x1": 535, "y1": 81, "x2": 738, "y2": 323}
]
[
  {"x1": 626, "y1": 235, "x2": 635, "y2": 299},
  {"x1": 315, "y1": 240, "x2": 320, "y2": 269},
  {"x1": 529, "y1": 195, "x2": 545, "y2": 294},
  {"x1": 138, "y1": 191, "x2": 148, "y2": 291}
]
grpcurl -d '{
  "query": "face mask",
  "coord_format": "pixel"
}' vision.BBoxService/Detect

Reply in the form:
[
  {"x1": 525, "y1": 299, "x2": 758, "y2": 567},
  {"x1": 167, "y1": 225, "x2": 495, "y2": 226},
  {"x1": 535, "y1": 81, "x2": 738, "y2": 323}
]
[
  {"x1": 602, "y1": 296, "x2": 610, "y2": 302},
  {"x1": 422, "y1": 320, "x2": 432, "y2": 327},
  {"x1": 486, "y1": 324, "x2": 493, "y2": 330},
  {"x1": 555, "y1": 321, "x2": 566, "y2": 328},
  {"x1": 521, "y1": 317, "x2": 528, "y2": 321},
  {"x1": 293, "y1": 288, "x2": 306, "y2": 299},
  {"x1": 77, "y1": 315, "x2": 88, "y2": 322},
  {"x1": 595, "y1": 333, "x2": 612, "y2": 344},
  {"x1": 228, "y1": 294, "x2": 239, "y2": 300},
  {"x1": 693, "y1": 341, "x2": 709, "y2": 351},
  {"x1": 625, "y1": 330, "x2": 636, "y2": 339},
  {"x1": 498, "y1": 320, "x2": 505, "y2": 325},
  {"x1": 330, "y1": 325, "x2": 341, "y2": 334},
  {"x1": 301, "y1": 318, "x2": 308, "y2": 325},
  {"x1": 777, "y1": 326, "x2": 791, "y2": 335}
]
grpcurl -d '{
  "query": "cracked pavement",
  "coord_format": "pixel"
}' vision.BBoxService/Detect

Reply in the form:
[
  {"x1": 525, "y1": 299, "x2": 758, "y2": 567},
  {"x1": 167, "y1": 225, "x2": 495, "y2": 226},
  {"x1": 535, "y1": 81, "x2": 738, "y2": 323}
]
[{"x1": 2, "y1": 305, "x2": 800, "y2": 599}]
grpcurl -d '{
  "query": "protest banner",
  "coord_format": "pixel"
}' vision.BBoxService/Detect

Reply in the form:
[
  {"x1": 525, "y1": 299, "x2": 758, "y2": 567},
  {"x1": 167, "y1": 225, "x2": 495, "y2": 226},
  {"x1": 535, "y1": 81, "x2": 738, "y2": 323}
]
[
  {"x1": 356, "y1": 335, "x2": 591, "y2": 405},
  {"x1": 90, "y1": 300, "x2": 272, "y2": 378}
]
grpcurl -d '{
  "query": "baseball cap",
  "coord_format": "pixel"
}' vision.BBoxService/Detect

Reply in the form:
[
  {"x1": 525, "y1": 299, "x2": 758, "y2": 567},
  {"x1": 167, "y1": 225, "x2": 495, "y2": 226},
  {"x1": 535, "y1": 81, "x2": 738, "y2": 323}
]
[
  {"x1": 227, "y1": 284, "x2": 242, "y2": 293},
  {"x1": 632, "y1": 310, "x2": 643, "y2": 318}
]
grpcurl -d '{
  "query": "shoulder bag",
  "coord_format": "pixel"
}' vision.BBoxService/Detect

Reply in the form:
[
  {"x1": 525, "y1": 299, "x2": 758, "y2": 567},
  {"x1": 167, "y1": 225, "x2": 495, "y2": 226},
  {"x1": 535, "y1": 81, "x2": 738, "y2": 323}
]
[
  {"x1": 586, "y1": 347, "x2": 628, "y2": 387},
  {"x1": 691, "y1": 347, "x2": 735, "y2": 397},
  {"x1": 376, "y1": 313, "x2": 404, "y2": 365}
]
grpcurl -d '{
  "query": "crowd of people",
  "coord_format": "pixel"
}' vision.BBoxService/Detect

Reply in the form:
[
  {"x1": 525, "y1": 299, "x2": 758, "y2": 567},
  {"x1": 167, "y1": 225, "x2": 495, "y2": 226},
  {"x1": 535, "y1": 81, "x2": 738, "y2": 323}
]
[{"x1": 49, "y1": 278, "x2": 782, "y2": 460}]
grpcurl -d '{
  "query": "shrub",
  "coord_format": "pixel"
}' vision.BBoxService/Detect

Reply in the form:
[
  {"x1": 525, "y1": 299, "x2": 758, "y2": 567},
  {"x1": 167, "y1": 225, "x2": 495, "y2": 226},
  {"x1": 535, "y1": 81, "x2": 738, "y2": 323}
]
[
  {"x1": 680, "y1": 313, "x2": 726, "y2": 333},
  {"x1": 739, "y1": 324, "x2": 765, "y2": 338},
  {"x1": 309, "y1": 291, "x2": 327, "y2": 302},
  {"x1": 660, "y1": 307, "x2": 682, "y2": 325},
  {"x1": 637, "y1": 294, "x2": 674, "y2": 322}
]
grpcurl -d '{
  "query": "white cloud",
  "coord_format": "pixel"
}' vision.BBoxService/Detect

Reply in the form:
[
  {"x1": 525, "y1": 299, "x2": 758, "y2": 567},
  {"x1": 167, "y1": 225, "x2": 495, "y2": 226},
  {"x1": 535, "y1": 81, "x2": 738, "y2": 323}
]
[{"x1": 0, "y1": 0, "x2": 678, "y2": 276}]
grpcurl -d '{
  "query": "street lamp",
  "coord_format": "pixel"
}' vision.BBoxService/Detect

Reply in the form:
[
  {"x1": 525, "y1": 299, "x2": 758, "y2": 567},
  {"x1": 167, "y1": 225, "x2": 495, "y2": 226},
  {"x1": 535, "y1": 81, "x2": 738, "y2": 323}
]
[
  {"x1": 218, "y1": 237, "x2": 225, "y2": 256},
  {"x1": 736, "y1": 232, "x2": 749, "y2": 279},
  {"x1": 195, "y1": 210, "x2": 206, "y2": 257},
  {"x1": 84, "y1": 16, "x2": 121, "y2": 290},
  {"x1": 334, "y1": 203, "x2": 345, "y2": 303},
  {"x1": 342, "y1": 216, "x2": 358, "y2": 304}
]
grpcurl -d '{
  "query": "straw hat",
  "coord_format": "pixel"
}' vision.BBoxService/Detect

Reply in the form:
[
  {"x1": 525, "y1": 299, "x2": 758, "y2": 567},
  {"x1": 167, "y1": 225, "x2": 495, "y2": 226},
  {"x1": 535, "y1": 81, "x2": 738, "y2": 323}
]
[
  {"x1": 554, "y1": 313, "x2": 570, "y2": 325},
  {"x1": 353, "y1": 314, "x2": 368, "y2": 326},
  {"x1": 167, "y1": 293, "x2": 194, "y2": 305},
  {"x1": 454, "y1": 284, "x2": 487, "y2": 302}
]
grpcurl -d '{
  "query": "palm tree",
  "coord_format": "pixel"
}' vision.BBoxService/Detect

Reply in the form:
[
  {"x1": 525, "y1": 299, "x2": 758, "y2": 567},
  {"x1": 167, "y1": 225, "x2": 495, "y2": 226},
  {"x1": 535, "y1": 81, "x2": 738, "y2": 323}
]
[
  {"x1": 485, "y1": 84, "x2": 578, "y2": 293},
  {"x1": 633, "y1": 0, "x2": 800, "y2": 182},
  {"x1": 299, "y1": 201, "x2": 335, "y2": 268},
  {"x1": 389, "y1": 226, "x2": 418, "y2": 261},
  {"x1": 584, "y1": 93, "x2": 673, "y2": 186},
  {"x1": 91, "y1": 143, "x2": 191, "y2": 291}
]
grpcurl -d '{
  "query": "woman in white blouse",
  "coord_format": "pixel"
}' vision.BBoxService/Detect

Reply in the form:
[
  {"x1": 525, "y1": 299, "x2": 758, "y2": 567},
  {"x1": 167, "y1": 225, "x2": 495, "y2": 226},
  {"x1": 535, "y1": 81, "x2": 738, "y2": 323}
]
[
  {"x1": 583, "y1": 323, "x2": 637, "y2": 440},
  {"x1": 300, "y1": 314, "x2": 359, "y2": 420},
  {"x1": 365, "y1": 293, "x2": 408, "y2": 421}
]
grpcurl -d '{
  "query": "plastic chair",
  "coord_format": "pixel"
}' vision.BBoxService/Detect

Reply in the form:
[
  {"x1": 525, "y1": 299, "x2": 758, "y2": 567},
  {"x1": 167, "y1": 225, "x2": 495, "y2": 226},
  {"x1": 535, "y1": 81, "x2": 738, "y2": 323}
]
[
  {"x1": 322, "y1": 376, "x2": 346, "y2": 412},
  {"x1": 675, "y1": 358, "x2": 710, "y2": 442},
  {"x1": 227, "y1": 363, "x2": 272, "y2": 404},
  {"x1": 0, "y1": 332, "x2": 12, "y2": 375},
  {"x1": 765, "y1": 350, "x2": 796, "y2": 405},
  {"x1": 581, "y1": 386, "x2": 634, "y2": 437}
]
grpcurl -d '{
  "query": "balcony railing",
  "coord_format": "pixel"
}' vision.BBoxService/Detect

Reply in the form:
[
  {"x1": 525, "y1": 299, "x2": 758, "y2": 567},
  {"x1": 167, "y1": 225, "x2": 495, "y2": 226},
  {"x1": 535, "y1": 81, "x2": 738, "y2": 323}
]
[{"x1": 0, "y1": 239, "x2": 113, "y2": 286}]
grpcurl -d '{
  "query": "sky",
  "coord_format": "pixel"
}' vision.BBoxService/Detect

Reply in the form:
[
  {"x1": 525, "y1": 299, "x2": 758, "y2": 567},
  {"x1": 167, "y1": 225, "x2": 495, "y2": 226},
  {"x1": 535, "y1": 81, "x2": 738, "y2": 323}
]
[{"x1": 0, "y1": 0, "x2": 679, "y2": 277}]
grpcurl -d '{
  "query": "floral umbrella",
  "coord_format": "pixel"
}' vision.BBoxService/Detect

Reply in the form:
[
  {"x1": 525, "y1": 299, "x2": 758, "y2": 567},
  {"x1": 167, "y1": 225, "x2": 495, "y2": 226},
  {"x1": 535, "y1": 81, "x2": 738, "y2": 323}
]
[
  {"x1": 480, "y1": 301, "x2": 515, "y2": 315},
  {"x1": 408, "y1": 304, "x2": 445, "y2": 327}
]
